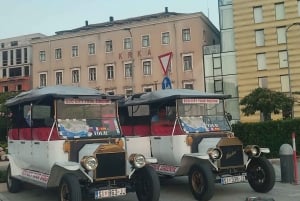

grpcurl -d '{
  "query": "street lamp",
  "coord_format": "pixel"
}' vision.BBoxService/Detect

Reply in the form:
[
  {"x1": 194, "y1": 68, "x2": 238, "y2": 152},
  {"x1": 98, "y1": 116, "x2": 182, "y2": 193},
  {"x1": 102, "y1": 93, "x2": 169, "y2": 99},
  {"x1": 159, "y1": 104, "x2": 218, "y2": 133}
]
[{"x1": 285, "y1": 22, "x2": 300, "y2": 118}]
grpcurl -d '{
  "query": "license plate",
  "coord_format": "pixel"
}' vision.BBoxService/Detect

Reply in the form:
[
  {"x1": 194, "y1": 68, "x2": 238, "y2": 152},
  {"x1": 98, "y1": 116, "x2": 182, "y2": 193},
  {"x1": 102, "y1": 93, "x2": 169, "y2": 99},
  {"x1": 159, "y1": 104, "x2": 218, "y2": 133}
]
[
  {"x1": 95, "y1": 187, "x2": 126, "y2": 199},
  {"x1": 221, "y1": 175, "x2": 246, "y2": 184}
]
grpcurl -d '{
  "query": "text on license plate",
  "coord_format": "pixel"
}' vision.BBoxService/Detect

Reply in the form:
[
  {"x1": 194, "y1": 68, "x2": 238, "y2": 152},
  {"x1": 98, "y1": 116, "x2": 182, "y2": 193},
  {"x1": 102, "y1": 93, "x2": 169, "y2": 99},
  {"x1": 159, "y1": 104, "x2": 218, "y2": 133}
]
[
  {"x1": 95, "y1": 187, "x2": 126, "y2": 199},
  {"x1": 221, "y1": 175, "x2": 246, "y2": 184}
]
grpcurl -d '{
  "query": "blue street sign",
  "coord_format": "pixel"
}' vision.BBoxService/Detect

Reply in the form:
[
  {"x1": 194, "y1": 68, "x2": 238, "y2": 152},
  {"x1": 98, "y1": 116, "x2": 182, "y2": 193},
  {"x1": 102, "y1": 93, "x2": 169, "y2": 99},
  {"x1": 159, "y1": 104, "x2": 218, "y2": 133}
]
[{"x1": 162, "y1": 76, "x2": 172, "y2": 89}]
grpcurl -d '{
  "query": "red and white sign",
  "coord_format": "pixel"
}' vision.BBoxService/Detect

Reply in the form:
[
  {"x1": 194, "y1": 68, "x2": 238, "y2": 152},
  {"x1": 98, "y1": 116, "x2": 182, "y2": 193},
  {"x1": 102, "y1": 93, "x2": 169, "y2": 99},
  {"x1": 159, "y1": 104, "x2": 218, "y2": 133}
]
[{"x1": 158, "y1": 52, "x2": 172, "y2": 75}]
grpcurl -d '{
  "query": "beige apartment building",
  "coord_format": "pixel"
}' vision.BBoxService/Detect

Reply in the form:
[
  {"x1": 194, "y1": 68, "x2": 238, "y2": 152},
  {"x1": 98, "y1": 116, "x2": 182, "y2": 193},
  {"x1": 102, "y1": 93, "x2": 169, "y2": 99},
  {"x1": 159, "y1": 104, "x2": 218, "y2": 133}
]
[
  {"x1": 231, "y1": 0, "x2": 300, "y2": 121},
  {"x1": 31, "y1": 9, "x2": 219, "y2": 96}
]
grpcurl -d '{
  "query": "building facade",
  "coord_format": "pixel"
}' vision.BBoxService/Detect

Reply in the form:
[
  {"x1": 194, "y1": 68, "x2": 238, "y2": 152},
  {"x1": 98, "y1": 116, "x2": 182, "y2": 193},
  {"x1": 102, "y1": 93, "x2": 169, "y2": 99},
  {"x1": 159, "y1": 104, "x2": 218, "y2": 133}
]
[
  {"x1": 0, "y1": 34, "x2": 46, "y2": 92},
  {"x1": 31, "y1": 9, "x2": 219, "y2": 96}
]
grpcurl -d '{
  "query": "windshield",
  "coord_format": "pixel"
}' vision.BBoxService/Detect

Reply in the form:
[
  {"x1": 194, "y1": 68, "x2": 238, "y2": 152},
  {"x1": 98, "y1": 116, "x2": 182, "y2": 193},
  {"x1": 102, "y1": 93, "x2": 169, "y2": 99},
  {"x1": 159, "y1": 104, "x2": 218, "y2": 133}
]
[
  {"x1": 56, "y1": 99, "x2": 121, "y2": 138},
  {"x1": 177, "y1": 98, "x2": 231, "y2": 132}
]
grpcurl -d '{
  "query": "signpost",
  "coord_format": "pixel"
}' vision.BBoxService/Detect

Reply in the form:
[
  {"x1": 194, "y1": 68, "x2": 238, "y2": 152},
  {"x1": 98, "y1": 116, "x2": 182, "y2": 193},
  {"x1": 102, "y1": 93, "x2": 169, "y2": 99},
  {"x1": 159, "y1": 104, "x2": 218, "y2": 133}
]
[{"x1": 158, "y1": 52, "x2": 173, "y2": 89}]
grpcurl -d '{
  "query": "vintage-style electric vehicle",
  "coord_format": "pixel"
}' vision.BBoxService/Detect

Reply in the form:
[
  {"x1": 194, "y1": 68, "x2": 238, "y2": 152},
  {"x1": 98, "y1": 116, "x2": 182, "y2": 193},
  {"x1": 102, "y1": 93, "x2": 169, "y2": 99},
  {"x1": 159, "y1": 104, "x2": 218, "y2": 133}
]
[
  {"x1": 5, "y1": 85, "x2": 160, "y2": 201},
  {"x1": 118, "y1": 89, "x2": 275, "y2": 201}
]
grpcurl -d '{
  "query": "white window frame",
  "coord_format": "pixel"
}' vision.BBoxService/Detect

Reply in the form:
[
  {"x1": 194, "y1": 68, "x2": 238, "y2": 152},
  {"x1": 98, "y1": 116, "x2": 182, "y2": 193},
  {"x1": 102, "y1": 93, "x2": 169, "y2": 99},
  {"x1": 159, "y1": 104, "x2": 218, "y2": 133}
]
[
  {"x1": 88, "y1": 67, "x2": 97, "y2": 81},
  {"x1": 255, "y1": 29, "x2": 265, "y2": 46},
  {"x1": 88, "y1": 43, "x2": 96, "y2": 55},
  {"x1": 39, "y1": 73, "x2": 47, "y2": 87},
  {"x1": 55, "y1": 48, "x2": 62, "y2": 59},
  {"x1": 55, "y1": 71, "x2": 63, "y2": 85},
  {"x1": 125, "y1": 88, "x2": 133, "y2": 97},
  {"x1": 71, "y1": 68, "x2": 80, "y2": 83},
  {"x1": 106, "y1": 65, "x2": 114, "y2": 80},
  {"x1": 258, "y1": 77, "x2": 268, "y2": 88},
  {"x1": 161, "y1": 32, "x2": 170, "y2": 45},
  {"x1": 143, "y1": 86, "x2": 153, "y2": 92},
  {"x1": 124, "y1": 62, "x2": 133, "y2": 78},
  {"x1": 142, "y1": 60, "x2": 152, "y2": 76},
  {"x1": 105, "y1": 40, "x2": 113, "y2": 52},
  {"x1": 277, "y1": 27, "x2": 286, "y2": 44},
  {"x1": 279, "y1": 50, "x2": 288, "y2": 68},
  {"x1": 142, "y1": 35, "x2": 150, "y2": 47},
  {"x1": 182, "y1": 28, "x2": 191, "y2": 41},
  {"x1": 183, "y1": 82, "x2": 194, "y2": 89},
  {"x1": 39, "y1": 51, "x2": 46, "y2": 62},
  {"x1": 124, "y1": 37, "x2": 132, "y2": 49},
  {"x1": 257, "y1": 53, "x2": 267, "y2": 70},
  {"x1": 298, "y1": 0, "x2": 300, "y2": 16},
  {"x1": 72, "y1": 46, "x2": 78, "y2": 57},
  {"x1": 106, "y1": 90, "x2": 115, "y2": 95},
  {"x1": 253, "y1": 6, "x2": 263, "y2": 23},
  {"x1": 280, "y1": 75, "x2": 290, "y2": 92},
  {"x1": 275, "y1": 2, "x2": 285, "y2": 20},
  {"x1": 183, "y1": 54, "x2": 193, "y2": 71}
]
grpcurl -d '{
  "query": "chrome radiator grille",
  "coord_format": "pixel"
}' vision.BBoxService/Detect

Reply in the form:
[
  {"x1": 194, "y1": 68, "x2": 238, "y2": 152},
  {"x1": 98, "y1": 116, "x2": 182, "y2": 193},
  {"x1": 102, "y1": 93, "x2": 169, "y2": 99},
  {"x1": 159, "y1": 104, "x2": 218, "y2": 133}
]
[{"x1": 219, "y1": 145, "x2": 244, "y2": 168}]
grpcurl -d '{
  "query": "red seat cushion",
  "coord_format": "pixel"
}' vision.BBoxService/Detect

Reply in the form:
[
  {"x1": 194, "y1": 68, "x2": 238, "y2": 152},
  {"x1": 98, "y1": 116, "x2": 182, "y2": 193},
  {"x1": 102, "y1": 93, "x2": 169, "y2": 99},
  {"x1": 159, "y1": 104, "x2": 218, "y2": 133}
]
[
  {"x1": 133, "y1": 125, "x2": 150, "y2": 137},
  {"x1": 121, "y1": 126, "x2": 134, "y2": 136}
]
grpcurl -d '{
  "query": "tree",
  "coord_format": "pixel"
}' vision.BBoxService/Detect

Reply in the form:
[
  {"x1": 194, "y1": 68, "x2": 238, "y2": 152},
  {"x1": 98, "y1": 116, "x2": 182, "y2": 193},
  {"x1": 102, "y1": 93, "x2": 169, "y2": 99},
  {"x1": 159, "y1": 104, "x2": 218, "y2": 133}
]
[{"x1": 240, "y1": 88, "x2": 294, "y2": 121}]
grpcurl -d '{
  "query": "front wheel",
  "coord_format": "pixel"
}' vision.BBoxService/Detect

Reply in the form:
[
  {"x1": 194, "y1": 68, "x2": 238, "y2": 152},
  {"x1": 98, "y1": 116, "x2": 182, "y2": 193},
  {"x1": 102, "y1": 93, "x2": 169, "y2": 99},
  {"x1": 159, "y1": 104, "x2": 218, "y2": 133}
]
[
  {"x1": 7, "y1": 165, "x2": 22, "y2": 193},
  {"x1": 59, "y1": 173, "x2": 82, "y2": 201},
  {"x1": 188, "y1": 164, "x2": 214, "y2": 201},
  {"x1": 134, "y1": 165, "x2": 160, "y2": 201},
  {"x1": 247, "y1": 157, "x2": 275, "y2": 193}
]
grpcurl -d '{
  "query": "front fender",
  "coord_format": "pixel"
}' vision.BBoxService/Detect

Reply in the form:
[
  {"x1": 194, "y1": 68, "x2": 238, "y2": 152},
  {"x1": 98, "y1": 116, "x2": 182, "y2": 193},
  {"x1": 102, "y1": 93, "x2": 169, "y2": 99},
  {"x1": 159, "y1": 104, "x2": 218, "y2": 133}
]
[
  {"x1": 47, "y1": 161, "x2": 92, "y2": 187},
  {"x1": 175, "y1": 154, "x2": 211, "y2": 176}
]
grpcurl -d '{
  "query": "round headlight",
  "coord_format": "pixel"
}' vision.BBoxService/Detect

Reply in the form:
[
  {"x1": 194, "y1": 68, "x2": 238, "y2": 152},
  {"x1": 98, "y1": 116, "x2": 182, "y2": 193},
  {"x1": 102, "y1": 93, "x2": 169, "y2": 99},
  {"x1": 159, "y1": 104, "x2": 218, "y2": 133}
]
[
  {"x1": 129, "y1": 154, "x2": 146, "y2": 169},
  {"x1": 207, "y1": 148, "x2": 222, "y2": 160},
  {"x1": 81, "y1": 156, "x2": 98, "y2": 171},
  {"x1": 245, "y1": 145, "x2": 261, "y2": 157}
]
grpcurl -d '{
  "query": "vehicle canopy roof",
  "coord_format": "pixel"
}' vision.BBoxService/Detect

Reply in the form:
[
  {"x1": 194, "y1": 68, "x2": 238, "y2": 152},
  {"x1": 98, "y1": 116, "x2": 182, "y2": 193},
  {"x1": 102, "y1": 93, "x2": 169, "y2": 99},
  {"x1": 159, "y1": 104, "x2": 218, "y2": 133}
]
[
  {"x1": 120, "y1": 89, "x2": 231, "y2": 106},
  {"x1": 5, "y1": 85, "x2": 120, "y2": 107}
]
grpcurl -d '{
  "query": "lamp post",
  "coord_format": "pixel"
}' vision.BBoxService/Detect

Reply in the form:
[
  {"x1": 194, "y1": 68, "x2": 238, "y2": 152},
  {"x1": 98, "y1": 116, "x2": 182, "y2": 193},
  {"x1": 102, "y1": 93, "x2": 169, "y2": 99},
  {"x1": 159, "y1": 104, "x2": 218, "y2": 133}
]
[
  {"x1": 285, "y1": 22, "x2": 300, "y2": 118},
  {"x1": 124, "y1": 28, "x2": 135, "y2": 93}
]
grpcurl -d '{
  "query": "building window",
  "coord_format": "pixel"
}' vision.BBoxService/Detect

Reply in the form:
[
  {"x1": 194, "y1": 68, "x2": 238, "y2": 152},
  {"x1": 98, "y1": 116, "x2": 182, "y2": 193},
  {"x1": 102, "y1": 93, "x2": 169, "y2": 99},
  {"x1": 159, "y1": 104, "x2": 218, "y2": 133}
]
[
  {"x1": 255, "y1": 29, "x2": 265, "y2": 46},
  {"x1": 253, "y1": 6, "x2": 263, "y2": 23},
  {"x1": 1, "y1": 43, "x2": 4, "y2": 48},
  {"x1": 183, "y1": 55, "x2": 193, "y2": 71},
  {"x1": 24, "y1": 66, "x2": 29, "y2": 76},
  {"x1": 16, "y1": 85, "x2": 22, "y2": 91},
  {"x1": 105, "y1": 40, "x2": 113, "y2": 52},
  {"x1": 275, "y1": 2, "x2": 285, "y2": 20},
  {"x1": 125, "y1": 88, "x2": 133, "y2": 97},
  {"x1": 143, "y1": 60, "x2": 152, "y2": 75},
  {"x1": 3, "y1": 86, "x2": 8, "y2": 92},
  {"x1": 161, "y1": 32, "x2": 170, "y2": 44},
  {"x1": 298, "y1": 0, "x2": 300, "y2": 16},
  {"x1": 88, "y1": 67, "x2": 96, "y2": 81},
  {"x1": 39, "y1": 51, "x2": 46, "y2": 62},
  {"x1": 256, "y1": 53, "x2": 267, "y2": 70},
  {"x1": 280, "y1": 75, "x2": 290, "y2": 92},
  {"x1": 124, "y1": 38, "x2": 132, "y2": 49},
  {"x1": 10, "y1": 50, "x2": 14, "y2": 65},
  {"x1": 55, "y1": 48, "x2": 62, "y2": 59},
  {"x1": 106, "y1": 65, "x2": 114, "y2": 80},
  {"x1": 277, "y1": 27, "x2": 286, "y2": 44},
  {"x1": 258, "y1": 77, "x2": 268, "y2": 88},
  {"x1": 72, "y1": 69, "x2": 80, "y2": 83},
  {"x1": 88, "y1": 43, "x2": 95, "y2": 55},
  {"x1": 2, "y1": 51, "x2": 8, "y2": 66},
  {"x1": 143, "y1": 87, "x2": 153, "y2": 92},
  {"x1": 142, "y1": 35, "x2": 150, "y2": 47},
  {"x1": 184, "y1": 82, "x2": 193, "y2": 89},
  {"x1": 9, "y1": 67, "x2": 22, "y2": 77},
  {"x1": 279, "y1": 50, "x2": 288, "y2": 68},
  {"x1": 106, "y1": 90, "x2": 115, "y2": 95},
  {"x1": 124, "y1": 62, "x2": 133, "y2": 78},
  {"x1": 16, "y1": 49, "x2": 22, "y2": 64},
  {"x1": 72, "y1": 46, "x2": 78, "y2": 57},
  {"x1": 2, "y1": 69, "x2": 6, "y2": 77},
  {"x1": 11, "y1": 41, "x2": 18, "y2": 46},
  {"x1": 39, "y1": 73, "x2": 47, "y2": 87},
  {"x1": 182, "y1": 28, "x2": 191, "y2": 41},
  {"x1": 55, "y1": 71, "x2": 63, "y2": 85},
  {"x1": 24, "y1": 48, "x2": 28, "y2": 63}
]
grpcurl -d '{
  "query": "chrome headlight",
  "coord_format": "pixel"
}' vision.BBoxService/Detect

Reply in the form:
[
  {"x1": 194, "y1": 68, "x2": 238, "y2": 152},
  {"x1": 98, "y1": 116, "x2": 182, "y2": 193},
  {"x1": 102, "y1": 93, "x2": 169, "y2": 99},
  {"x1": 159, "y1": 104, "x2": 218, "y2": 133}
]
[
  {"x1": 207, "y1": 148, "x2": 222, "y2": 160},
  {"x1": 244, "y1": 145, "x2": 261, "y2": 158},
  {"x1": 129, "y1": 154, "x2": 146, "y2": 169},
  {"x1": 81, "y1": 156, "x2": 98, "y2": 171}
]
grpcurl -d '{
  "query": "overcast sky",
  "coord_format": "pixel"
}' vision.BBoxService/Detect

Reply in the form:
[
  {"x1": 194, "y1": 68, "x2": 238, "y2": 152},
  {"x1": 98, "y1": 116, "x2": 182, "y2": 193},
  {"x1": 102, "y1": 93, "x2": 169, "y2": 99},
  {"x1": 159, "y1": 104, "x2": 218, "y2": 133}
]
[{"x1": 0, "y1": 0, "x2": 219, "y2": 39}]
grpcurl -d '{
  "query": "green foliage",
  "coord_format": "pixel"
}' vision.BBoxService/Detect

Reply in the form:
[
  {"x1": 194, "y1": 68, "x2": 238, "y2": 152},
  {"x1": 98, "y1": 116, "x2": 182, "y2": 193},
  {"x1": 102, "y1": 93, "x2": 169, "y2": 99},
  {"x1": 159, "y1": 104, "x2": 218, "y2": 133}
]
[
  {"x1": 240, "y1": 88, "x2": 293, "y2": 121},
  {"x1": 232, "y1": 119, "x2": 300, "y2": 158},
  {"x1": 0, "y1": 170, "x2": 7, "y2": 183}
]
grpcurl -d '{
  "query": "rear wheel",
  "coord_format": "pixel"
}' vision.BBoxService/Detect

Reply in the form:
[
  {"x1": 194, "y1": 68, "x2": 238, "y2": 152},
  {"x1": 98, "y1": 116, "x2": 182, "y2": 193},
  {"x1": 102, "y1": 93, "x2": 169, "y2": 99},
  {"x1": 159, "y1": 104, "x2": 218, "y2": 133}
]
[
  {"x1": 247, "y1": 157, "x2": 275, "y2": 193},
  {"x1": 59, "y1": 173, "x2": 82, "y2": 201},
  {"x1": 6, "y1": 165, "x2": 22, "y2": 193},
  {"x1": 135, "y1": 166, "x2": 160, "y2": 201},
  {"x1": 188, "y1": 164, "x2": 214, "y2": 201}
]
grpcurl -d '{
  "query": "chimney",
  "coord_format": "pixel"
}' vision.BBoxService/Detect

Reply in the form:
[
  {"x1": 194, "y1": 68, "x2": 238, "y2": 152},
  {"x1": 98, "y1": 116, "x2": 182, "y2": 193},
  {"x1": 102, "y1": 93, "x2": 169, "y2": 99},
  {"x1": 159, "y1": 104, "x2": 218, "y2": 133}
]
[
  {"x1": 109, "y1": 16, "x2": 114, "y2": 22},
  {"x1": 165, "y1": 7, "x2": 168, "y2": 13},
  {"x1": 85, "y1": 20, "x2": 88, "y2": 26}
]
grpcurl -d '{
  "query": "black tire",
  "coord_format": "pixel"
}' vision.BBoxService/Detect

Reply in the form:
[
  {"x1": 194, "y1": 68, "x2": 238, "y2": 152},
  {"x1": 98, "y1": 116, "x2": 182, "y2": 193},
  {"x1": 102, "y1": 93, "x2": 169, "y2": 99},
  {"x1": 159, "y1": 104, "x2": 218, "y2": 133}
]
[
  {"x1": 188, "y1": 164, "x2": 214, "y2": 201},
  {"x1": 59, "y1": 173, "x2": 82, "y2": 201},
  {"x1": 6, "y1": 164, "x2": 22, "y2": 193},
  {"x1": 135, "y1": 165, "x2": 160, "y2": 201},
  {"x1": 246, "y1": 156, "x2": 275, "y2": 193}
]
